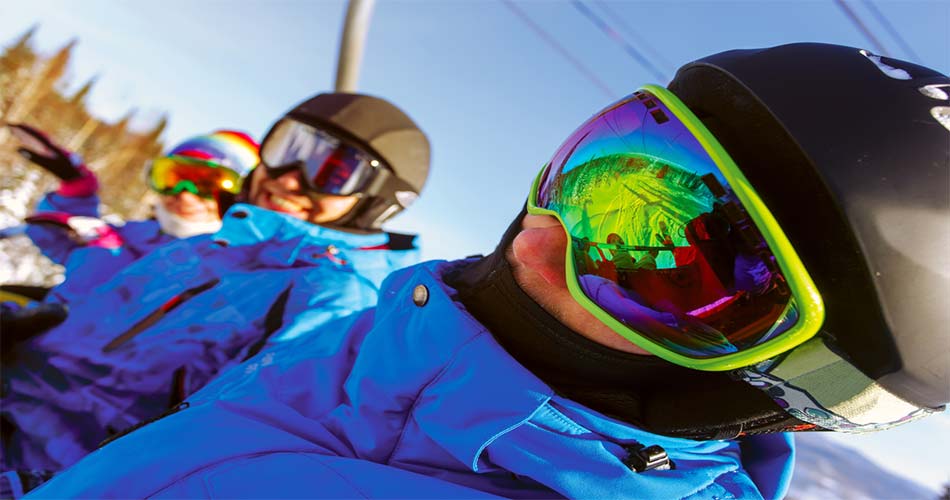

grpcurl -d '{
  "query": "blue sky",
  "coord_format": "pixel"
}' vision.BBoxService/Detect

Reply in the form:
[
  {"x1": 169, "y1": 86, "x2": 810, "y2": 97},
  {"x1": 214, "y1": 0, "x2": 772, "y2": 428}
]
[{"x1": 3, "y1": 0, "x2": 949, "y2": 490}]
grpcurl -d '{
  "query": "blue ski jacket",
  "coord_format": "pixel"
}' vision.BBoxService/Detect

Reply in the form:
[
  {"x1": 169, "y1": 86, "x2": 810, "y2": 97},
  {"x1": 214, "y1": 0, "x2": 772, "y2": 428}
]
[
  {"x1": 24, "y1": 192, "x2": 175, "y2": 304},
  {"x1": 31, "y1": 260, "x2": 795, "y2": 499},
  {"x1": 2, "y1": 204, "x2": 419, "y2": 473}
]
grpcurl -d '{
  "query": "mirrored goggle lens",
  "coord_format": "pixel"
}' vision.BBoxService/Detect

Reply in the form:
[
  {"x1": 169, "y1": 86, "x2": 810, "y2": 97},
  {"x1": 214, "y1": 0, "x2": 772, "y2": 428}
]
[
  {"x1": 150, "y1": 157, "x2": 242, "y2": 198},
  {"x1": 535, "y1": 89, "x2": 800, "y2": 360},
  {"x1": 260, "y1": 119, "x2": 384, "y2": 196}
]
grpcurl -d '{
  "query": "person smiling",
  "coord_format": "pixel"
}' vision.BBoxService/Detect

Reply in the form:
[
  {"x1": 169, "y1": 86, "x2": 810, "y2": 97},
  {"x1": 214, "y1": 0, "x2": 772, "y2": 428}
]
[
  {"x1": 26, "y1": 43, "x2": 948, "y2": 500},
  {"x1": 5, "y1": 127, "x2": 258, "y2": 305},
  {"x1": 0, "y1": 92, "x2": 431, "y2": 495},
  {"x1": 241, "y1": 94, "x2": 427, "y2": 232}
]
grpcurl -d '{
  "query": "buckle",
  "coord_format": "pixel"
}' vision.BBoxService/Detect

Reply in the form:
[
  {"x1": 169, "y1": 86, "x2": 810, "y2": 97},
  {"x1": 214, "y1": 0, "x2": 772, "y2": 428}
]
[{"x1": 622, "y1": 444, "x2": 674, "y2": 473}]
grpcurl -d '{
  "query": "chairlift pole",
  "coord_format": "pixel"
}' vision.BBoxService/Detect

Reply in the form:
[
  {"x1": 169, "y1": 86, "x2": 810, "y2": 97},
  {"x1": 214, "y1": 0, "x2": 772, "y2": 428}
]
[{"x1": 335, "y1": 0, "x2": 376, "y2": 92}]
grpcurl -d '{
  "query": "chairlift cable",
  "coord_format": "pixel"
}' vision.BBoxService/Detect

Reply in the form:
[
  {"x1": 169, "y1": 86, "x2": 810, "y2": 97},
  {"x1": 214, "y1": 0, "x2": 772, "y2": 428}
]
[
  {"x1": 590, "y1": 0, "x2": 676, "y2": 78},
  {"x1": 500, "y1": 0, "x2": 617, "y2": 100},
  {"x1": 859, "y1": 0, "x2": 922, "y2": 62},
  {"x1": 833, "y1": 0, "x2": 892, "y2": 56},
  {"x1": 570, "y1": 0, "x2": 669, "y2": 82}
]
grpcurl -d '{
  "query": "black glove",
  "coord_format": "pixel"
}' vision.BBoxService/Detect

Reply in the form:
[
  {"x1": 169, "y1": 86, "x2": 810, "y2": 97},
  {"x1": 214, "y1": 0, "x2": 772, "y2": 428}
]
[
  {"x1": 6, "y1": 123, "x2": 83, "y2": 181},
  {"x1": 1, "y1": 302, "x2": 68, "y2": 362}
]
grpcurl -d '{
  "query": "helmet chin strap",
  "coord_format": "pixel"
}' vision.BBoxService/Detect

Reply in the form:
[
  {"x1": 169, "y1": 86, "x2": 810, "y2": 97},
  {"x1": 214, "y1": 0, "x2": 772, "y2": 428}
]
[
  {"x1": 154, "y1": 202, "x2": 222, "y2": 239},
  {"x1": 323, "y1": 195, "x2": 401, "y2": 234}
]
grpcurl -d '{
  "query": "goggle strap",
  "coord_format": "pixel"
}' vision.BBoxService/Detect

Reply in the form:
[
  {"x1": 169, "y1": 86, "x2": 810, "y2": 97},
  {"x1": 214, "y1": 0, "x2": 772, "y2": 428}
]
[
  {"x1": 736, "y1": 336, "x2": 938, "y2": 432},
  {"x1": 363, "y1": 166, "x2": 406, "y2": 197}
]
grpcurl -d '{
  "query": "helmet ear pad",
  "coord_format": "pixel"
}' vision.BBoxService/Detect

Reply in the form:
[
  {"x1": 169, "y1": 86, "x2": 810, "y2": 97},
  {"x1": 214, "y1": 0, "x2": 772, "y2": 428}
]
[
  {"x1": 668, "y1": 66, "x2": 902, "y2": 384},
  {"x1": 215, "y1": 189, "x2": 239, "y2": 219},
  {"x1": 324, "y1": 168, "x2": 416, "y2": 233}
]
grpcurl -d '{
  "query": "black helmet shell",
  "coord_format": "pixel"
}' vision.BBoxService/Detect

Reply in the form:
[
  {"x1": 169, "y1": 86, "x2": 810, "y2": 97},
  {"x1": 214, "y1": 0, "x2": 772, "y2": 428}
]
[{"x1": 669, "y1": 43, "x2": 949, "y2": 408}]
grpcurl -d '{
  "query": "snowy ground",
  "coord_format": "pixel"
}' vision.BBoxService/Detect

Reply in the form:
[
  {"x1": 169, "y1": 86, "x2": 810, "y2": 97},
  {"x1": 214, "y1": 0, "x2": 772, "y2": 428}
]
[{"x1": 0, "y1": 150, "x2": 65, "y2": 287}]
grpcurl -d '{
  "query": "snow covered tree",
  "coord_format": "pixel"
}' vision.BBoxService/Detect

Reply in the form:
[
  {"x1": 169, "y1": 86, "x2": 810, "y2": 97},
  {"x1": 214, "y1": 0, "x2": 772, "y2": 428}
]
[{"x1": 0, "y1": 27, "x2": 167, "y2": 287}]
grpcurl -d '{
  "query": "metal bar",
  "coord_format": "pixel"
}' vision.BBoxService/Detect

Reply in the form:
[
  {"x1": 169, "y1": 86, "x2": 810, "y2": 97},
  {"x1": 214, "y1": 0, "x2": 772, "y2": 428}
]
[{"x1": 335, "y1": 0, "x2": 376, "y2": 92}]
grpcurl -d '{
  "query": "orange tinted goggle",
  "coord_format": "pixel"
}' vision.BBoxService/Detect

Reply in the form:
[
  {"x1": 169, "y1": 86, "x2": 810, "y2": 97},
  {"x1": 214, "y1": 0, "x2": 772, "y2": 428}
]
[{"x1": 148, "y1": 157, "x2": 242, "y2": 199}]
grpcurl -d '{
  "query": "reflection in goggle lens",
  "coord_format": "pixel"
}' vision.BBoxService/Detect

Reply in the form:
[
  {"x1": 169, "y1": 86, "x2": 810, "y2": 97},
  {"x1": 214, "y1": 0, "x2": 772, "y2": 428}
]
[
  {"x1": 150, "y1": 158, "x2": 241, "y2": 198},
  {"x1": 536, "y1": 90, "x2": 798, "y2": 359},
  {"x1": 261, "y1": 119, "x2": 384, "y2": 196}
]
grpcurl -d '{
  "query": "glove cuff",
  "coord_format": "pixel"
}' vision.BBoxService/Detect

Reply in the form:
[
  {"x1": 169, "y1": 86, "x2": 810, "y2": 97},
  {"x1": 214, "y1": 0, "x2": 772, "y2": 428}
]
[
  {"x1": 88, "y1": 224, "x2": 124, "y2": 249},
  {"x1": 56, "y1": 165, "x2": 99, "y2": 197}
]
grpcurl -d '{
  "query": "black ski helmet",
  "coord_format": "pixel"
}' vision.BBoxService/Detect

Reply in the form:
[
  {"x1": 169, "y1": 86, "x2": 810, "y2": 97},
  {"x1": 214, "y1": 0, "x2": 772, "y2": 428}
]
[
  {"x1": 668, "y1": 43, "x2": 949, "y2": 412},
  {"x1": 262, "y1": 92, "x2": 430, "y2": 232}
]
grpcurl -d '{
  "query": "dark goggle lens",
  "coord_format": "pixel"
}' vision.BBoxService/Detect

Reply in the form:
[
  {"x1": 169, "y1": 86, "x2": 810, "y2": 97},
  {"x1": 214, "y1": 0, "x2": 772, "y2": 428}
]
[
  {"x1": 261, "y1": 119, "x2": 384, "y2": 196},
  {"x1": 149, "y1": 157, "x2": 241, "y2": 198},
  {"x1": 535, "y1": 89, "x2": 800, "y2": 360}
]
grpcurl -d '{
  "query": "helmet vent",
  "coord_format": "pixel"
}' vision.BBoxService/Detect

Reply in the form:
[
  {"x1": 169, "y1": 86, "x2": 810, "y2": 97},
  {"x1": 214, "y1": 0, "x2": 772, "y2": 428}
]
[
  {"x1": 859, "y1": 49, "x2": 911, "y2": 80},
  {"x1": 649, "y1": 109, "x2": 669, "y2": 124},
  {"x1": 930, "y1": 106, "x2": 950, "y2": 131},
  {"x1": 919, "y1": 84, "x2": 949, "y2": 100}
]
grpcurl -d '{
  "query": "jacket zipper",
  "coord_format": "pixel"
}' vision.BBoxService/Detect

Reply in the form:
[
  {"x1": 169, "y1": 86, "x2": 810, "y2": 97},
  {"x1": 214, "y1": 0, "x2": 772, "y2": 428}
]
[{"x1": 102, "y1": 278, "x2": 220, "y2": 352}]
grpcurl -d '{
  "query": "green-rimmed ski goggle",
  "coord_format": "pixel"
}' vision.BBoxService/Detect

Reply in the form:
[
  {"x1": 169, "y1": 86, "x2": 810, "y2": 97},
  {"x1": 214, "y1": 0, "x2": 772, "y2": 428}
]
[{"x1": 528, "y1": 85, "x2": 824, "y2": 371}]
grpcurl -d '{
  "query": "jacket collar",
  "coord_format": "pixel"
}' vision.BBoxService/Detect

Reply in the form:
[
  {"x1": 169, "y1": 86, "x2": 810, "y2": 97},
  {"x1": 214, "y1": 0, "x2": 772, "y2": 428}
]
[
  {"x1": 370, "y1": 261, "x2": 552, "y2": 466},
  {"x1": 377, "y1": 261, "x2": 730, "y2": 469},
  {"x1": 377, "y1": 261, "x2": 791, "y2": 499},
  {"x1": 211, "y1": 204, "x2": 391, "y2": 267}
]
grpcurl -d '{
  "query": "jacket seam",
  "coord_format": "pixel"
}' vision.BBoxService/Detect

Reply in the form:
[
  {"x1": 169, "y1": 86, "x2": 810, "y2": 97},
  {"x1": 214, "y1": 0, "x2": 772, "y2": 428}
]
[
  {"x1": 291, "y1": 452, "x2": 372, "y2": 499},
  {"x1": 539, "y1": 402, "x2": 593, "y2": 436},
  {"x1": 471, "y1": 395, "x2": 552, "y2": 472},
  {"x1": 145, "y1": 449, "x2": 328, "y2": 498}
]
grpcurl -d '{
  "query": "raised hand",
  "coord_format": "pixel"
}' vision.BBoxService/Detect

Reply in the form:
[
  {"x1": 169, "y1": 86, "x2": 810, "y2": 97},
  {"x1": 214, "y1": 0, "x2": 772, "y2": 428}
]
[{"x1": 6, "y1": 123, "x2": 98, "y2": 196}]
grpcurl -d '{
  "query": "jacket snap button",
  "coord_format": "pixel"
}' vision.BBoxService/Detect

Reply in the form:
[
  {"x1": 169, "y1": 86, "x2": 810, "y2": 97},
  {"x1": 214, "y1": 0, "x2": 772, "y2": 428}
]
[
  {"x1": 412, "y1": 285, "x2": 429, "y2": 307},
  {"x1": 231, "y1": 210, "x2": 248, "y2": 219}
]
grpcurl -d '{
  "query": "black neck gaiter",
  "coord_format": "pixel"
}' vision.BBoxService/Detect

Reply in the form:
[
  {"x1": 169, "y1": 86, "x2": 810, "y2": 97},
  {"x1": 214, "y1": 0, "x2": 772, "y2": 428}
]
[{"x1": 445, "y1": 207, "x2": 807, "y2": 440}]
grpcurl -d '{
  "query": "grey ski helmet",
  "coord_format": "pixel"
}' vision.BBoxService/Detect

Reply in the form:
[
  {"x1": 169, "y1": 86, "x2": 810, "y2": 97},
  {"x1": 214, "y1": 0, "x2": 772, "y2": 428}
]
[{"x1": 260, "y1": 92, "x2": 430, "y2": 232}]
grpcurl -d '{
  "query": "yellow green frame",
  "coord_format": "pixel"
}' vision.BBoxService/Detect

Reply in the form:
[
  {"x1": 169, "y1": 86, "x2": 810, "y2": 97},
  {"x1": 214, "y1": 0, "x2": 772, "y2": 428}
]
[{"x1": 526, "y1": 84, "x2": 825, "y2": 371}]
